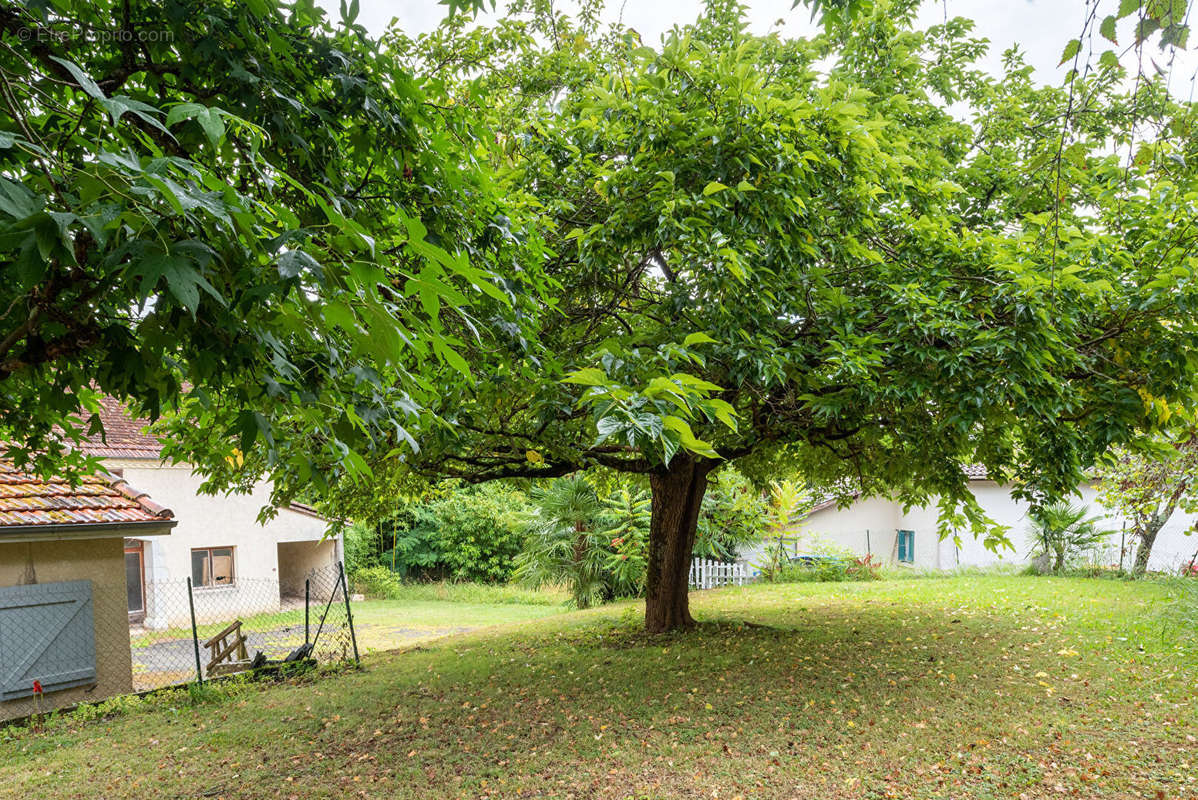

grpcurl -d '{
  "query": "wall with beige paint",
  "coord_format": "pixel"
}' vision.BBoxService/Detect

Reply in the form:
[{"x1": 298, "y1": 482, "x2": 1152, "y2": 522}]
[
  {"x1": 102, "y1": 459, "x2": 338, "y2": 628},
  {"x1": 0, "y1": 537, "x2": 133, "y2": 720}
]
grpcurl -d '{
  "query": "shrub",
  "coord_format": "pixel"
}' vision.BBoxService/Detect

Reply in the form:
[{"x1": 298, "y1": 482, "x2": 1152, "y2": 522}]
[
  {"x1": 431, "y1": 484, "x2": 529, "y2": 583},
  {"x1": 379, "y1": 507, "x2": 449, "y2": 580},
  {"x1": 514, "y1": 477, "x2": 654, "y2": 608},
  {"x1": 775, "y1": 542, "x2": 879, "y2": 583},
  {"x1": 351, "y1": 565, "x2": 404, "y2": 599},
  {"x1": 349, "y1": 484, "x2": 531, "y2": 583},
  {"x1": 694, "y1": 468, "x2": 768, "y2": 560}
]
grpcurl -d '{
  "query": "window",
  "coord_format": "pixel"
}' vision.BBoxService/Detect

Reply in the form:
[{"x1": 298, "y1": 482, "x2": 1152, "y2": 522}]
[
  {"x1": 897, "y1": 530, "x2": 915, "y2": 564},
  {"x1": 191, "y1": 547, "x2": 235, "y2": 588}
]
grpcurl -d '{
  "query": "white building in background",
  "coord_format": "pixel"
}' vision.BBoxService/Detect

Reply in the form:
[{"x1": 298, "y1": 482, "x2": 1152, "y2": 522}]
[
  {"x1": 740, "y1": 466, "x2": 1198, "y2": 574},
  {"x1": 82, "y1": 397, "x2": 341, "y2": 628}
]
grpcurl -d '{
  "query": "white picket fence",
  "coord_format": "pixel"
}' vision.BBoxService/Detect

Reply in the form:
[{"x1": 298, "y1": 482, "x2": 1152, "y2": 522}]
[{"x1": 688, "y1": 558, "x2": 750, "y2": 590}]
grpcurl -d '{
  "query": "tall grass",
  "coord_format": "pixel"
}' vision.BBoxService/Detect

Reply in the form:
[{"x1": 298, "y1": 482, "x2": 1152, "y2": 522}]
[{"x1": 351, "y1": 567, "x2": 569, "y2": 606}]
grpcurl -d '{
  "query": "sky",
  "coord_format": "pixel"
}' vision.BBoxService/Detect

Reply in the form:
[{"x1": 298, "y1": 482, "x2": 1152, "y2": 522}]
[{"x1": 318, "y1": 0, "x2": 1198, "y2": 98}]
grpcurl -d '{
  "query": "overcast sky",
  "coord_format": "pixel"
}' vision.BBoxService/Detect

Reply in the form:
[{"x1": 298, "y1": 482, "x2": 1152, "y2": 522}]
[{"x1": 321, "y1": 0, "x2": 1196, "y2": 97}]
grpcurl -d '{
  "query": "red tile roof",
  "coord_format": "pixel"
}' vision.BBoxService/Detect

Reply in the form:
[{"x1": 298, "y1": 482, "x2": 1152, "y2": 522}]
[
  {"x1": 77, "y1": 396, "x2": 163, "y2": 459},
  {"x1": 0, "y1": 462, "x2": 174, "y2": 529}
]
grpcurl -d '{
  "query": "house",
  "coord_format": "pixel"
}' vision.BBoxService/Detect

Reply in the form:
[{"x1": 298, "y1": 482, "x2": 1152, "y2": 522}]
[
  {"x1": 0, "y1": 462, "x2": 175, "y2": 720},
  {"x1": 81, "y1": 397, "x2": 341, "y2": 628},
  {"x1": 741, "y1": 467, "x2": 1198, "y2": 573}
]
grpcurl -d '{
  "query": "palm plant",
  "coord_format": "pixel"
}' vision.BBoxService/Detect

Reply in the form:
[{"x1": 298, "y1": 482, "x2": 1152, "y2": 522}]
[
  {"x1": 1028, "y1": 502, "x2": 1113, "y2": 573},
  {"x1": 513, "y1": 476, "x2": 609, "y2": 608}
]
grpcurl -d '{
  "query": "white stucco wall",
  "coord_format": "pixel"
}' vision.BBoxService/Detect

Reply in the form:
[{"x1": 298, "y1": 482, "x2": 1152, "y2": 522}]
[
  {"x1": 104, "y1": 459, "x2": 338, "y2": 628},
  {"x1": 740, "y1": 480, "x2": 1198, "y2": 574}
]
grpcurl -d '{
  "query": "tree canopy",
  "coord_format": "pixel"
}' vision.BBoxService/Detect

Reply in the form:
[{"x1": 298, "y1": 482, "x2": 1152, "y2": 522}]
[
  {"x1": 385, "y1": 0, "x2": 1198, "y2": 630},
  {"x1": 0, "y1": 0, "x2": 527, "y2": 497},
  {"x1": 5, "y1": 0, "x2": 1197, "y2": 632}
]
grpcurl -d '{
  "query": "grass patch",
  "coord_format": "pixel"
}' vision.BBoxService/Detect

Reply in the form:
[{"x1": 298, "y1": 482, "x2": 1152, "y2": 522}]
[
  {"x1": 131, "y1": 582, "x2": 568, "y2": 650},
  {"x1": 357, "y1": 579, "x2": 570, "y2": 606},
  {"x1": 4, "y1": 575, "x2": 1196, "y2": 799}
]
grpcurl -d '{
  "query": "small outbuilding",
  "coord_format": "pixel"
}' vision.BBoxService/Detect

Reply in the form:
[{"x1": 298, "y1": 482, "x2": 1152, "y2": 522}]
[{"x1": 0, "y1": 462, "x2": 174, "y2": 720}]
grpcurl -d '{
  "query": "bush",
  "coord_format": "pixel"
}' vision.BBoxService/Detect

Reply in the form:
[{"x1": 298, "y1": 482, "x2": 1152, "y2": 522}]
[
  {"x1": 775, "y1": 543, "x2": 880, "y2": 583},
  {"x1": 347, "y1": 483, "x2": 531, "y2": 583},
  {"x1": 514, "y1": 476, "x2": 640, "y2": 609},
  {"x1": 351, "y1": 565, "x2": 404, "y2": 599},
  {"x1": 431, "y1": 484, "x2": 528, "y2": 583},
  {"x1": 694, "y1": 469, "x2": 769, "y2": 560},
  {"x1": 1027, "y1": 502, "x2": 1114, "y2": 573}
]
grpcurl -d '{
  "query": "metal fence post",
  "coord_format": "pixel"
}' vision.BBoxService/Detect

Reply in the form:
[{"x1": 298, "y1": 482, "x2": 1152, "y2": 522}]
[
  {"x1": 338, "y1": 562, "x2": 360, "y2": 665},
  {"x1": 304, "y1": 578, "x2": 311, "y2": 647},
  {"x1": 186, "y1": 577, "x2": 203, "y2": 686}
]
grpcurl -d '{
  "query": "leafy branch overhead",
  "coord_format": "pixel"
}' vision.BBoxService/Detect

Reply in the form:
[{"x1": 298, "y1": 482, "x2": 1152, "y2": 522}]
[{"x1": 0, "y1": 1, "x2": 530, "y2": 502}]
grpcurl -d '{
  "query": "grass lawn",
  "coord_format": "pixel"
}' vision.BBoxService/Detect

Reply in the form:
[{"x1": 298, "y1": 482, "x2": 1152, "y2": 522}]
[
  {"x1": 132, "y1": 594, "x2": 567, "y2": 654},
  {"x1": 348, "y1": 598, "x2": 567, "y2": 653},
  {"x1": 4, "y1": 575, "x2": 1196, "y2": 799}
]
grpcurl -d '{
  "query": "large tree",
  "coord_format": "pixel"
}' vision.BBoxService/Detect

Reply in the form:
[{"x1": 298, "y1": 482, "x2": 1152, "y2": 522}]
[
  {"x1": 0, "y1": 0, "x2": 522, "y2": 498},
  {"x1": 1098, "y1": 426, "x2": 1198, "y2": 575},
  {"x1": 383, "y1": 0, "x2": 1198, "y2": 632}
]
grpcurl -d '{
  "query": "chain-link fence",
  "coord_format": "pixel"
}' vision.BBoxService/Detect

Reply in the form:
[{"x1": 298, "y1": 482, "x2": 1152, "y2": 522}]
[
  {"x1": 130, "y1": 562, "x2": 357, "y2": 691},
  {"x1": 0, "y1": 562, "x2": 358, "y2": 721}
]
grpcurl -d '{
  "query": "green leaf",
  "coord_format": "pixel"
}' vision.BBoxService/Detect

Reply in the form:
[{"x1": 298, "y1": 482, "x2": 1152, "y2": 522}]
[
  {"x1": 0, "y1": 177, "x2": 43, "y2": 219},
  {"x1": 563, "y1": 367, "x2": 607, "y2": 387},
  {"x1": 165, "y1": 102, "x2": 207, "y2": 128},
  {"x1": 434, "y1": 340, "x2": 471, "y2": 376},
  {"x1": 48, "y1": 56, "x2": 106, "y2": 100},
  {"x1": 662, "y1": 415, "x2": 719, "y2": 458},
  {"x1": 1136, "y1": 17, "x2": 1161, "y2": 44},
  {"x1": 1100, "y1": 15, "x2": 1118, "y2": 43},
  {"x1": 1058, "y1": 39, "x2": 1081, "y2": 66},
  {"x1": 277, "y1": 249, "x2": 322, "y2": 279},
  {"x1": 160, "y1": 257, "x2": 205, "y2": 314},
  {"x1": 1160, "y1": 24, "x2": 1189, "y2": 48},
  {"x1": 702, "y1": 181, "x2": 728, "y2": 196},
  {"x1": 683, "y1": 332, "x2": 717, "y2": 347},
  {"x1": 1118, "y1": 0, "x2": 1140, "y2": 19},
  {"x1": 322, "y1": 300, "x2": 360, "y2": 334},
  {"x1": 188, "y1": 107, "x2": 227, "y2": 146}
]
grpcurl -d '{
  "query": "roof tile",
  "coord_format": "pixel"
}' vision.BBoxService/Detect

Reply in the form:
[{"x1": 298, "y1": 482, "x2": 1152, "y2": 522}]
[
  {"x1": 0, "y1": 462, "x2": 173, "y2": 529},
  {"x1": 77, "y1": 395, "x2": 162, "y2": 459}
]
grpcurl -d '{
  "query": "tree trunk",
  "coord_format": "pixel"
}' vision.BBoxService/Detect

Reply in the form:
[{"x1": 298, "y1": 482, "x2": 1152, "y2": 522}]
[
  {"x1": 1132, "y1": 523, "x2": 1163, "y2": 577},
  {"x1": 644, "y1": 455, "x2": 713, "y2": 633},
  {"x1": 573, "y1": 523, "x2": 591, "y2": 609},
  {"x1": 1052, "y1": 542, "x2": 1066, "y2": 573}
]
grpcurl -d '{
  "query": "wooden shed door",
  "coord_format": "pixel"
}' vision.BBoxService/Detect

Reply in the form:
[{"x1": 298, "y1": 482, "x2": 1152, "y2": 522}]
[{"x1": 0, "y1": 580, "x2": 97, "y2": 700}]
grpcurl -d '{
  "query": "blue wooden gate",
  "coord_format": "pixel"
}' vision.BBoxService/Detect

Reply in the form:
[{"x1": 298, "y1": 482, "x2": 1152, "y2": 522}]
[{"x1": 0, "y1": 580, "x2": 96, "y2": 700}]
